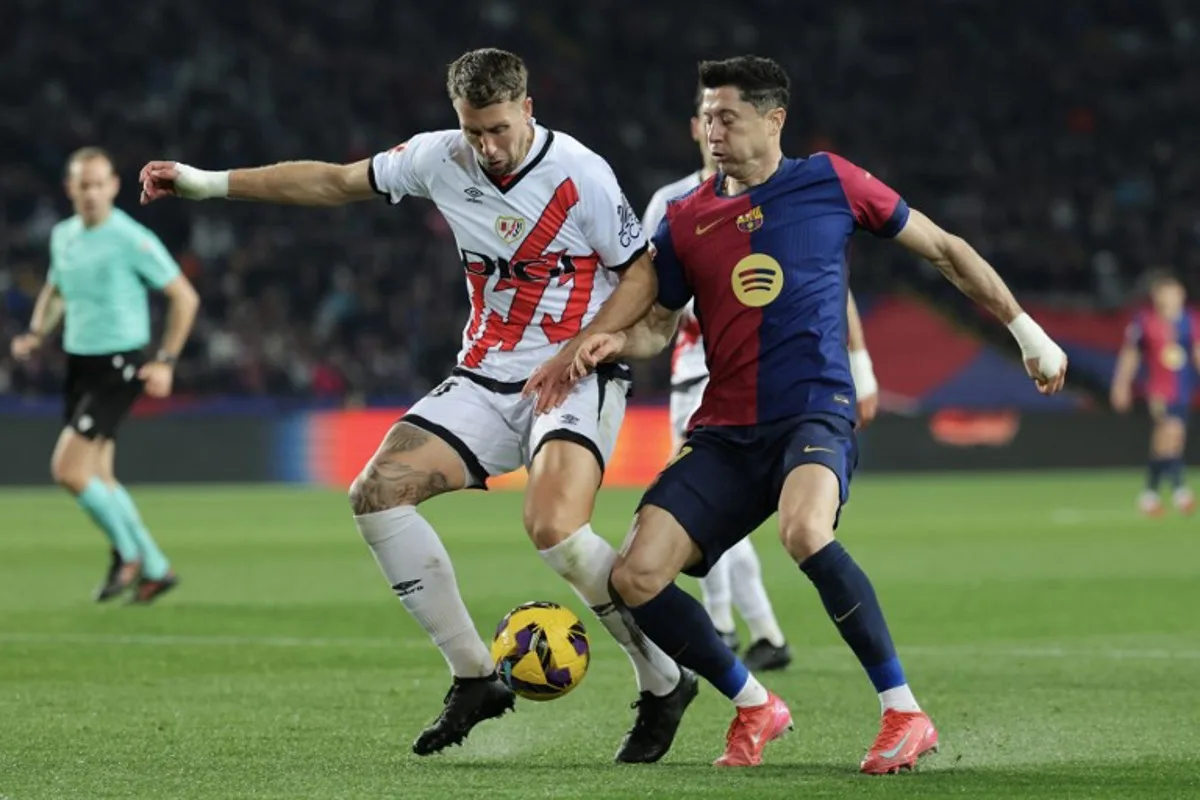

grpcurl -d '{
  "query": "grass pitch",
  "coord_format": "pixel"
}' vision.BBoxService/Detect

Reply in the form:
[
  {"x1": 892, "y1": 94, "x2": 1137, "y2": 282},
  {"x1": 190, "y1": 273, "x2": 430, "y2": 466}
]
[{"x1": 1, "y1": 472, "x2": 1197, "y2": 798}]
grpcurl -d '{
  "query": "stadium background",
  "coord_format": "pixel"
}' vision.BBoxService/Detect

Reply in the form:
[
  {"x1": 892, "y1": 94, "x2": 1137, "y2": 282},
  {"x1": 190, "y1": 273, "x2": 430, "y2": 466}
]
[
  {"x1": 2, "y1": 3, "x2": 1198, "y2": 799},
  {"x1": 3, "y1": 2, "x2": 1199, "y2": 482}
]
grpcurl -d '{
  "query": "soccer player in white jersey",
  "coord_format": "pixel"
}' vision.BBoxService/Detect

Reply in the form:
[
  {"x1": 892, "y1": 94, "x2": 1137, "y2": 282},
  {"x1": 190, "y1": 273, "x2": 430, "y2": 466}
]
[
  {"x1": 641, "y1": 90, "x2": 883, "y2": 672},
  {"x1": 138, "y1": 48, "x2": 694, "y2": 762}
]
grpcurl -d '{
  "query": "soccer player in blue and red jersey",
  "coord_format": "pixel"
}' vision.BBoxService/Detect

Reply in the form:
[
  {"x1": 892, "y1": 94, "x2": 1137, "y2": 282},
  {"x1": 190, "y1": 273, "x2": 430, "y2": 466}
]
[
  {"x1": 528, "y1": 55, "x2": 1068, "y2": 772},
  {"x1": 1111, "y1": 271, "x2": 1199, "y2": 516}
]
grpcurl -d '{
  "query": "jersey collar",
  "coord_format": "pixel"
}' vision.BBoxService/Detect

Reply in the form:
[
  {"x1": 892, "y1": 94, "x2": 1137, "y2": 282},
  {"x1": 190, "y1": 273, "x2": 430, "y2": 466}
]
[{"x1": 481, "y1": 122, "x2": 554, "y2": 194}]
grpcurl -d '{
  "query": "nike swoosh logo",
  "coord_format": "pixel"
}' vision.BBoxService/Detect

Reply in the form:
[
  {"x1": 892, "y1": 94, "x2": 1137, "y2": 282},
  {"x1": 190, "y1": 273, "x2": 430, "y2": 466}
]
[
  {"x1": 833, "y1": 602, "x2": 861, "y2": 623},
  {"x1": 880, "y1": 730, "x2": 912, "y2": 759},
  {"x1": 803, "y1": 445, "x2": 834, "y2": 454},
  {"x1": 695, "y1": 217, "x2": 726, "y2": 235}
]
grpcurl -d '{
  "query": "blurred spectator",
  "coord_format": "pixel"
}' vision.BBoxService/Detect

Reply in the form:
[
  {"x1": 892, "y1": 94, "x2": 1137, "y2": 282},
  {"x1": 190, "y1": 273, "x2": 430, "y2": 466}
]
[{"x1": 1, "y1": 0, "x2": 1197, "y2": 399}]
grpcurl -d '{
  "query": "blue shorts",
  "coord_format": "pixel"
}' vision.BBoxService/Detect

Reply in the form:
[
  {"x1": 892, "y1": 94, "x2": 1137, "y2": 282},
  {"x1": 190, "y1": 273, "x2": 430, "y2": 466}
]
[
  {"x1": 1148, "y1": 396, "x2": 1190, "y2": 422},
  {"x1": 638, "y1": 413, "x2": 858, "y2": 578}
]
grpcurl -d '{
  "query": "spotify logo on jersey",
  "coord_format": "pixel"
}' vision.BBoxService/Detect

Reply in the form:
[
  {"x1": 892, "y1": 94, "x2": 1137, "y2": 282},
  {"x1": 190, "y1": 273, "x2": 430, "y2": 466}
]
[{"x1": 731, "y1": 254, "x2": 784, "y2": 307}]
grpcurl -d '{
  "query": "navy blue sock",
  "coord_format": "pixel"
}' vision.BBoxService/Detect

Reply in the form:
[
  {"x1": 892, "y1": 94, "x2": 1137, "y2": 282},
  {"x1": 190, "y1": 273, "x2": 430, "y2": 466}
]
[
  {"x1": 615, "y1": 581, "x2": 750, "y2": 700},
  {"x1": 1165, "y1": 457, "x2": 1186, "y2": 489},
  {"x1": 1148, "y1": 459, "x2": 1168, "y2": 491},
  {"x1": 799, "y1": 541, "x2": 906, "y2": 693}
]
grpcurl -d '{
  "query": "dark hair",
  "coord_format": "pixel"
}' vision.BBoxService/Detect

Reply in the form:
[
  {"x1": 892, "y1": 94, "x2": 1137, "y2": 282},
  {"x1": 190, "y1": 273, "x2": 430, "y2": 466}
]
[
  {"x1": 1144, "y1": 268, "x2": 1181, "y2": 293},
  {"x1": 65, "y1": 145, "x2": 114, "y2": 176},
  {"x1": 446, "y1": 48, "x2": 528, "y2": 108},
  {"x1": 697, "y1": 56, "x2": 790, "y2": 114}
]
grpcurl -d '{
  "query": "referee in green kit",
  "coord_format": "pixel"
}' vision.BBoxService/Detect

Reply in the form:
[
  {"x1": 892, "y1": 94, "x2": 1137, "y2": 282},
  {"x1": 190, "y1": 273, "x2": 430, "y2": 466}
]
[{"x1": 11, "y1": 147, "x2": 200, "y2": 604}]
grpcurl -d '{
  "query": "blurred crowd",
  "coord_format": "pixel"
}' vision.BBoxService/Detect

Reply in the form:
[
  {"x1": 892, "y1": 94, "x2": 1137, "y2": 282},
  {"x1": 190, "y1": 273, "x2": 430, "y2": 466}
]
[{"x1": 2, "y1": 0, "x2": 1197, "y2": 399}]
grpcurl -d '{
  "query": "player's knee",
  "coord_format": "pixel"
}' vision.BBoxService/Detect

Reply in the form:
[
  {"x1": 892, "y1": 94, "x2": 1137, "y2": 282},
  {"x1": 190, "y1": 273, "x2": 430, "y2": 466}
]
[
  {"x1": 50, "y1": 456, "x2": 90, "y2": 494},
  {"x1": 1166, "y1": 421, "x2": 1186, "y2": 453},
  {"x1": 523, "y1": 505, "x2": 587, "y2": 550},
  {"x1": 348, "y1": 460, "x2": 442, "y2": 516},
  {"x1": 779, "y1": 512, "x2": 835, "y2": 562},
  {"x1": 610, "y1": 555, "x2": 669, "y2": 607},
  {"x1": 348, "y1": 470, "x2": 402, "y2": 516}
]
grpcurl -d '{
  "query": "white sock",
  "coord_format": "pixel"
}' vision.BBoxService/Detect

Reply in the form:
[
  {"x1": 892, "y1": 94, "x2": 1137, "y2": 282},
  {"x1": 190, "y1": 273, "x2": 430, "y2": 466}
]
[
  {"x1": 698, "y1": 554, "x2": 736, "y2": 632},
  {"x1": 539, "y1": 524, "x2": 682, "y2": 697},
  {"x1": 356, "y1": 506, "x2": 493, "y2": 678},
  {"x1": 732, "y1": 673, "x2": 770, "y2": 708},
  {"x1": 879, "y1": 684, "x2": 921, "y2": 713},
  {"x1": 726, "y1": 539, "x2": 786, "y2": 647}
]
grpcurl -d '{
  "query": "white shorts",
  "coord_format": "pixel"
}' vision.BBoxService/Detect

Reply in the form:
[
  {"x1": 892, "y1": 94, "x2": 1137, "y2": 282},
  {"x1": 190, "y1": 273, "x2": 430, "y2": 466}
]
[
  {"x1": 403, "y1": 367, "x2": 631, "y2": 487},
  {"x1": 669, "y1": 376, "x2": 708, "y2": 448}
]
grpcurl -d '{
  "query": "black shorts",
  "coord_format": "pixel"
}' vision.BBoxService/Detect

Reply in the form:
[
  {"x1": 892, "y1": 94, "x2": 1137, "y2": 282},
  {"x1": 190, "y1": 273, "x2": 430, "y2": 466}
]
[
  {"x1": 639, "y1": 412, "x2": 858, "y2": 578},
  {"x1": 62, "y1": 351, "x2": 146, "y2": 440}
]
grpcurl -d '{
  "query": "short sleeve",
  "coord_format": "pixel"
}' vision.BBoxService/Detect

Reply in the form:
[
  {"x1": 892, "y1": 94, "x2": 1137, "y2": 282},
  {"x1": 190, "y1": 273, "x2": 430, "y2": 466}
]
[
  {"x1": 369, "y1": 133, "x2": 434, "y2": 204},
  {"x1": 825, "y1": 152, "x2": 909, "y2": 238},
  {"x1": 576, "y1": 156, "x2": 649, "y2": 271},
  {"x1": 47, "y1": 230, "x2": 62, "y2": 288},
  {"x1": 132, "y1": 231, "x2": 181, "y2": 289},
  {"x1": 642, "y1": 186, "x2": 672, "y2": 241},
  {"x1": 651, "y1": 215, "x2": 692, "y2": 311}
]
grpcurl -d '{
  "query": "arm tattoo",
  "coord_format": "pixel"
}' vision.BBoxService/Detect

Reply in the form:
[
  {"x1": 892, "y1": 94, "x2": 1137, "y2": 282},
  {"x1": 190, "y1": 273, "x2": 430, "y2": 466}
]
[{"x1": 349, "y1": 423, "x2": 454, "y2": 514}]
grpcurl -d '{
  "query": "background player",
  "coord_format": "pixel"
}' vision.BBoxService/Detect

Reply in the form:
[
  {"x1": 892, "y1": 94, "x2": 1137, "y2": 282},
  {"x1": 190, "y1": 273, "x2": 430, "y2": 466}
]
[
  {"x1": 530, "y1": 55, "x2": 1067, "y2": 772},
  {"x1": 138, "y1": 48, "x2": 694, "y2": 763},
  {"x1": 1111, "y1": 270, "x2": 1198, "y2": 516},
  {"x1": 642, "y1": 94, "x2": 880, "y2": 671},
  {"x1": 9, "y1": 147, "x2": 198, "y2": 604}
]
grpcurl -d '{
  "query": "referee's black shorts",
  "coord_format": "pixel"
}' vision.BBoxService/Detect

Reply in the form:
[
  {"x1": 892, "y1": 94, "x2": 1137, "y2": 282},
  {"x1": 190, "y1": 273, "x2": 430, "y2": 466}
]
[{"x1": 62, "y1": 350, "x2": 146, "y2": 440}]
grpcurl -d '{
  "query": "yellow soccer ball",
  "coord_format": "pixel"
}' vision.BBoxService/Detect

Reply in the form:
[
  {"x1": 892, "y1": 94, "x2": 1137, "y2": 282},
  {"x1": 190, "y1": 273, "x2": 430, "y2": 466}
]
[{"x1": 491, "y1": 601, "x2": 590, "y2": 701}]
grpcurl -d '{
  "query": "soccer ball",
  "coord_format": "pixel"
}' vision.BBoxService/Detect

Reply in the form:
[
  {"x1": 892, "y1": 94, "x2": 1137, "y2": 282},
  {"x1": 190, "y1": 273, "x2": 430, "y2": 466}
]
[{"x1": 491, "y1": 601, "x2": 590, "y2": 701}]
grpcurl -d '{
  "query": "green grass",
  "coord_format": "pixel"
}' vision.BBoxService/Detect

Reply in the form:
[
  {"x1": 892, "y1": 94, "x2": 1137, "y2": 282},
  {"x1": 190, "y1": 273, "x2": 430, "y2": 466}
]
[{"x1": 1, "y1": 472, "x2": 1198, "y2": 798}]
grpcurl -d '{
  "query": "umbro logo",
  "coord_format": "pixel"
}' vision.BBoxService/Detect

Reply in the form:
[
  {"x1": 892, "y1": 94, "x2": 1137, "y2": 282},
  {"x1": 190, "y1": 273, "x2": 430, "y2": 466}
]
[
  {"x1": 430, "y1": 380, "x2": 457, "y2": 397},
  {"x1": 391, "y1": 579, "x2": 423, "y2": 597},
  {"x1": 463, "y1": 187, "x2": 484, "y2": 204},
  {"x1": 560, "y1": 413, "x2": 580, "y2": 426}
]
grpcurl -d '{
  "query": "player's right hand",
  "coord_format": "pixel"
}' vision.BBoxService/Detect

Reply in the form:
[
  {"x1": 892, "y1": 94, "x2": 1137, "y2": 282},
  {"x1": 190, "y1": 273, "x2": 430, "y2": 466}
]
[
  {"x1": 1111, "y1": 383, "x2": 1132, "y2": 413},
  {"x1": 856, "y1": 391, "x2": 879, "y2": 428},
  {"x1": 1024, "y1": 352, "x2": 1068, "y2": 395},
  {"x1": 569, "y1": 332, "x2": 627, "y2": 381},
  {"x1": 139, "y1": 161, "x2": 227, "y2": 204},
  {"x1": 10, "y1": 333, "x2": 41, "y2": 361}
]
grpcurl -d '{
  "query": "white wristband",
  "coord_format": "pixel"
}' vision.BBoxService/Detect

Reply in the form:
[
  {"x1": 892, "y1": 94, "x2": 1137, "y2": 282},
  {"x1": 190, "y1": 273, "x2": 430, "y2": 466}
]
[
  {"x1": 174, "y1": 163, "x2": 230, "y2": 200},
  {"x1": 1007, "y1": 312, "x2": 1066, "y2": 378},
  {"x1": 849, "y1": 349, "x2": 878, "y2": 398}
]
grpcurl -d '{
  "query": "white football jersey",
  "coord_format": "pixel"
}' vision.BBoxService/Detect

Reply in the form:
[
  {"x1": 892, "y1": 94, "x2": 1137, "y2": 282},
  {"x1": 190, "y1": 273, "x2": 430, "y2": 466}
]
[
  {"x1": 643, "y1": 171, "x2": 708, "y2": 386},
  {"x1": 370, "y1": 124, "x2": 647, "y2": 383}
]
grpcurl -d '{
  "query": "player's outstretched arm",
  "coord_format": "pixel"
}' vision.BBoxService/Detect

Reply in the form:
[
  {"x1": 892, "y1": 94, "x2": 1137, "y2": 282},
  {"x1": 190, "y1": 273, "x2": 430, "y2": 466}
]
[
  {"x1": 140, "y1": 159, "x2": 377, "y2": 207},
  {"x1": 525, "y1": 253, "x2": 659, "y2": 413},
  {"x1": 846, "y1": 291, "x2": 879, "y2": 426},
  {"x1": 11, "y1": 282, "x2": 63, "y2": 360},
  {"x1": 894, "y1": 208, "x2": 1067, "y2": 393},
  {"x1": 621, "y1": 303, "x2": 684, "y2": 359},
  {"x1": 571, "y1": 303, "x2": 682, "y2": 381},
  {"x1": 1110, "y1": 340, "x2": 1140, "y2": 413}
]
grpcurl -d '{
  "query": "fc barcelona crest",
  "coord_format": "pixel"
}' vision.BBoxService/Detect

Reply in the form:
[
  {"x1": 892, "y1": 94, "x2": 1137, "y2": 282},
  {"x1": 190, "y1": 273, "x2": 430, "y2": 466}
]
[
  {"x1": 736, "y1": 206, "x2": 764, "y2": 233},
  {"x1": 495, "y1": 216, "x2": 526, "y2": 244}
]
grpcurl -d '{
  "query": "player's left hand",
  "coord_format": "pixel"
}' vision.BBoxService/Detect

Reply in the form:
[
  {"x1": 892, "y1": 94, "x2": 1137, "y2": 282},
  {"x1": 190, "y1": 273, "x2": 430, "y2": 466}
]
[
  {"x1": 139, "y1": 361, "x2": 175, "y2": 398},
  {"x1": 524, "y1": 347, "x2": 579, "y2": 415},
  {"x1": 571, "y1": 332, "x2": 627, "y2": 381}
]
